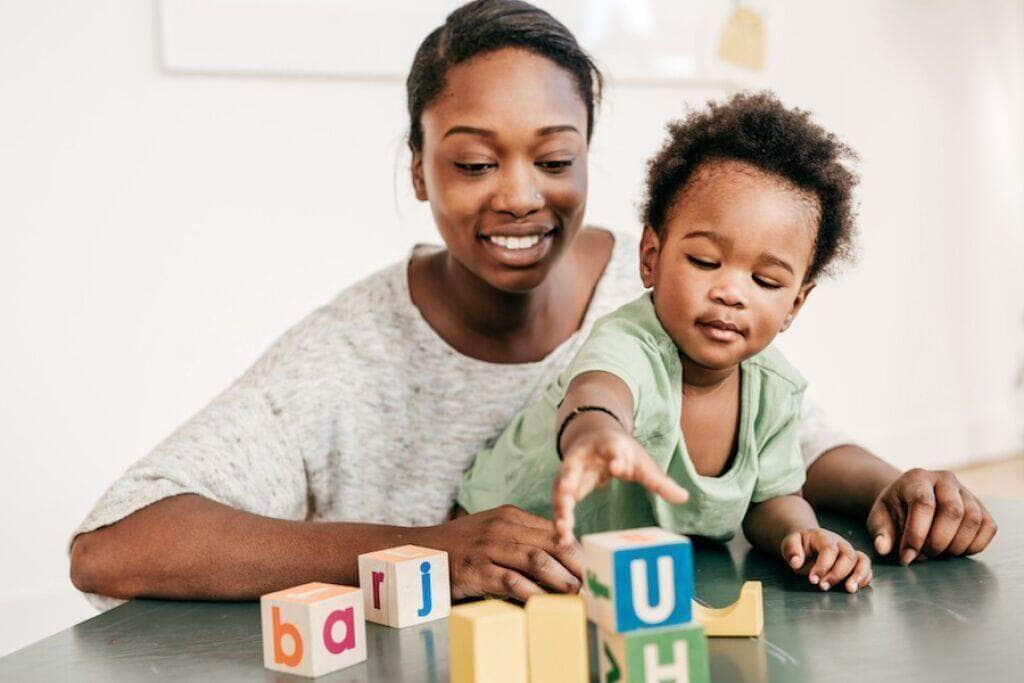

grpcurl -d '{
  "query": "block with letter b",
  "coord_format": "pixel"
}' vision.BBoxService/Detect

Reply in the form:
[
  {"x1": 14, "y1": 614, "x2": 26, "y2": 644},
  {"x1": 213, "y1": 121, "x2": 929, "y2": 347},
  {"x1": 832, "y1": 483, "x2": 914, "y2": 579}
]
[
  {"x1": 357, "y1": 544, "x2": 451, "y2": 628},
  {"x1": 581, "y1": 527, "x2": 694, "y2": 634},
  {"x1": 260, "y1": 582, "x2": 366, "y2": 678},
  {"x1": 598, "y1": 621, "x2": 710, "y2": 683}
]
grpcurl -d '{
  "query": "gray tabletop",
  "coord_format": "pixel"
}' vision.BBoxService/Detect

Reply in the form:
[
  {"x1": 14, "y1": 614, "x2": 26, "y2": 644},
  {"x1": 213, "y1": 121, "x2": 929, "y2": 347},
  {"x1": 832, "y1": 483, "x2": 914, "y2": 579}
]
[{"x1": 4, "y1": 500, "x2": 1022, "y2": 682}]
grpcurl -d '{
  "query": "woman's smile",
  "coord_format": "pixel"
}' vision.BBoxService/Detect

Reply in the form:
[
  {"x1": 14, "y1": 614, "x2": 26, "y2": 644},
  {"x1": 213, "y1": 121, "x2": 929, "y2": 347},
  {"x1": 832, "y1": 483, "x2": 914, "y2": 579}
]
[{"x1": 478, "y1": 224, "x2": 559, "y2": 267}]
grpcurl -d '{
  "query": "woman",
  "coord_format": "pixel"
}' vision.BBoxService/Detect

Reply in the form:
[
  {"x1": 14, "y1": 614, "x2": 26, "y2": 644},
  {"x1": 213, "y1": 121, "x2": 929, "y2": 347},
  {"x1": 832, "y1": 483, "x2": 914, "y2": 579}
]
[{"x1": 69, "y1": 0, "x2": 995, "y2": 610}]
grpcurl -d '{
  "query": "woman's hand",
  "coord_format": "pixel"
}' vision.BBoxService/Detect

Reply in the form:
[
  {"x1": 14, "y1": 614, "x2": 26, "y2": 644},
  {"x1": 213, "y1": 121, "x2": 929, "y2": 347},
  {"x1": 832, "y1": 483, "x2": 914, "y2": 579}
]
[
  {"x1": 866, "y1": 468, "x2": 998, "y2": 564},
  {"x1": 552, "y1": 412, "x2": 689, "y2": 545},
  {"x1": 417, "y1": 505, "x2": 584, "y2": 602},
  {"x1": 781, "y1": 528, "x2": 873, "y2": 593}
]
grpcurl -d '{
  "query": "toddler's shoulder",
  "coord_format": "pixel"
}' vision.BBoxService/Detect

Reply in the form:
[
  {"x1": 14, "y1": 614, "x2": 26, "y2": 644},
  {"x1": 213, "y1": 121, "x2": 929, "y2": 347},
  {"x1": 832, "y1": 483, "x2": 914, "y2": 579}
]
[{"x1": 745, "y1": 345, "x2": 807, "y2": 398}]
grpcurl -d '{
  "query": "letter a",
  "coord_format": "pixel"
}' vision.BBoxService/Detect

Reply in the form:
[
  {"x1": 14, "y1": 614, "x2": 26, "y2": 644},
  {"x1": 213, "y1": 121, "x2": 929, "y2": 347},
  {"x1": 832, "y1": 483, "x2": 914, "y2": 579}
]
[
  {"x1": 322, "y1": 607, "x2": 356, "y2": 654},
  {"x1": 631, "y1": 556, "x2": 675, "y2": 624},
  {"x1": 272, "y1": 606, "x2": 304, "y2": 667},
  {"x1": 417, "y1": 561, "x2": 433, "y2": 617}
]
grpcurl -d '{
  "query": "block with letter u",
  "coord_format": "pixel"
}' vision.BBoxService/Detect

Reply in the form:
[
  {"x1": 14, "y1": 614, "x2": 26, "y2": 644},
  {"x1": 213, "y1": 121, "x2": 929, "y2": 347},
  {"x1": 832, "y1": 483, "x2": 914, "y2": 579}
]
[{"x1": 581, "y1": 527, "x2": 695, "y2": 634}]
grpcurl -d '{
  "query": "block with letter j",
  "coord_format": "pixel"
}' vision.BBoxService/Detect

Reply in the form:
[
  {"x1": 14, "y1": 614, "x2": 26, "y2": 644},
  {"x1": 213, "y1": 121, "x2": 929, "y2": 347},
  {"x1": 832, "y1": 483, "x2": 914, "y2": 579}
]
[{"x1": 357, "y1": 544, "x2": 451, "y2": 628}]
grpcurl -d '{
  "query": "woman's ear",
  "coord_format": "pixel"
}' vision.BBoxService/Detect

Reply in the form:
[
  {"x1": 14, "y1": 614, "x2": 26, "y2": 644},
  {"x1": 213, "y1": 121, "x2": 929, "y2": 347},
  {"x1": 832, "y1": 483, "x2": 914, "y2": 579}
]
[
  {"x1": 639, "y1": 225, "x2": 661, "y2": 289},
  {"x1": 411, "y1": 150, "x2": 428, "y2": 201},
  {"x1": 780, "y1": 282, "x2": 816, "y2": 332}
]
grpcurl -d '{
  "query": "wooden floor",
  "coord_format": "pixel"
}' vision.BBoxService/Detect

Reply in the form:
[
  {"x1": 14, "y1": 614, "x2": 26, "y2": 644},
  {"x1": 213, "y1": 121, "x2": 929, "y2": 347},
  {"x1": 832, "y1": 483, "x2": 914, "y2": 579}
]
[{"x1": 954, "y1": 453, "x2": 1024, "y2": 498}]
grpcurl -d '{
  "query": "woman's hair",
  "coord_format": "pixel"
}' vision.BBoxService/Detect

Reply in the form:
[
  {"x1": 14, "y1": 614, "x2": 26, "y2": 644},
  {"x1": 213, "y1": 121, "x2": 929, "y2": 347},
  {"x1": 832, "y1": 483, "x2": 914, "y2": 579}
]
[
  {"x1": 406, "y1": 0, "x2": 603, "y2": 152},
  {"x1": 641, "y1": 91, "x2": 859, "y2": 282}
]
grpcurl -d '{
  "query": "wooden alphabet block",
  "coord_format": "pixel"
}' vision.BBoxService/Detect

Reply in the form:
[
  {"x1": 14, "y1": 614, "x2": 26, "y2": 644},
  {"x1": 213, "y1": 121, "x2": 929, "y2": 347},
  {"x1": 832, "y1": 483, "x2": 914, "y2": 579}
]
[
  {"x1": 357, "y1": 544, "x2": 451, "y2": 628},
  {"x1": 581, "y1": 527, "x2": 694, "y2": 634},
  {"x1": 598, "y1": 622, "x2": 710, "y2": 683},
  {"x1": 525, "y1": 594, "x2": 588, "y2": 683},
  {"x1": 449, "y1": 599, "x2": 528, "y2": 683},
  {"x1": 692, "y1": 581, "x2": 764, "y2": 637},
  {"x1": 260, "y1": 582, "x2": 366, "y2": 678}
]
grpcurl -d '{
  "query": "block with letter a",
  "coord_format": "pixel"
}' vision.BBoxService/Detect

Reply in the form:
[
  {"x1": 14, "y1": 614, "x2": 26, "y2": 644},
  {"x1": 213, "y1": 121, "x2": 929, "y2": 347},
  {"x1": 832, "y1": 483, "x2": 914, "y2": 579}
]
[
  {"x1": 357, "y1": 544, "x2": 451, "y2": 628},
  {"x1": 260, "y1": 582, "x2": 367, "y2": 677}
]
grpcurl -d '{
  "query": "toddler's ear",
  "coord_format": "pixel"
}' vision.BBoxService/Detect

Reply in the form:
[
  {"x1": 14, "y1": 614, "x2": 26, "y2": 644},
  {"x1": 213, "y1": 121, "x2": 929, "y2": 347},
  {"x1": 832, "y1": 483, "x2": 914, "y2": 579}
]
[
  {"x1": 781, "y1": 282, "x2": 816, "y2": 332},
  {"x1": 639, "y1": 226, "x2": 661, "y2": 288},
  {"x1": 411, "y1": 151, "x2": 428, "y2": 201}
]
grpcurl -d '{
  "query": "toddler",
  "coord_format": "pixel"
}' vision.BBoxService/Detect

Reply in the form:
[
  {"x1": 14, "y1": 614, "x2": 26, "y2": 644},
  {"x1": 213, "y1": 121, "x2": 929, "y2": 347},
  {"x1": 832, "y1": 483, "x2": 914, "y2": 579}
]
[{"x1": 458, "y1": 92, "x2": 871, "y2": 593}]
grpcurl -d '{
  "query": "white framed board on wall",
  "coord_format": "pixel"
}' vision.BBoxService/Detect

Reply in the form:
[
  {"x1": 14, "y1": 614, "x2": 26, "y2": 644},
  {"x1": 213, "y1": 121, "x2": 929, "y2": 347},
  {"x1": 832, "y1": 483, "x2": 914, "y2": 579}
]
[{"x1": 158, "y1": 0, "x2": 764, "y2": 84}]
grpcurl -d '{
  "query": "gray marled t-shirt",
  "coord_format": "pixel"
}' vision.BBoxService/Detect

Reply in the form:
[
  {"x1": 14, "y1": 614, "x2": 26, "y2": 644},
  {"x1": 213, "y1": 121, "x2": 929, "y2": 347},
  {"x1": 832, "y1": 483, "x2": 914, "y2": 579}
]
[{"x1": 74, "y1": 229, "x2": 852, "y2": 610}]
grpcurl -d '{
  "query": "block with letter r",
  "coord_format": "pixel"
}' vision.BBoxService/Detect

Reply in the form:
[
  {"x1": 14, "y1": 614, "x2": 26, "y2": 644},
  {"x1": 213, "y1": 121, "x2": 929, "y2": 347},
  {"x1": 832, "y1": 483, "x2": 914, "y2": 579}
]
[
  {"x1": 581, "y1": 527, "x2": 694, "y2": 634},
  {"x1": 357, "y1": 544, "x2": 450, "y2": 628}
]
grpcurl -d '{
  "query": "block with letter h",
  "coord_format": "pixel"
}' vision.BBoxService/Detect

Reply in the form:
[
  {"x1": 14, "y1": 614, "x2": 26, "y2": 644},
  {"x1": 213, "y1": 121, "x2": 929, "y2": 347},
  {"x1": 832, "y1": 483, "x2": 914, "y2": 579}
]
[
  {"x1": 582, "y1": 527, "x2": 710, "y2": 683},
  {"x1": 260, "y1": 582, "x2": 367, "y2": 678},
  {"x1": 357, "y1": 544, "x2": 451, "y2": 628}
]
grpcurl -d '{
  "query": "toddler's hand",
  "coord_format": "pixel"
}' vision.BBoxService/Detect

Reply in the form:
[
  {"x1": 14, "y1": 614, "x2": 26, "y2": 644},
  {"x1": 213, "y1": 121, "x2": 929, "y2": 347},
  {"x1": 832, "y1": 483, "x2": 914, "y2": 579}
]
[
  {"x1": 781, "y1": 528, "x2": 872, "y2": 593},
  {"x1": 552, "y1": 418, "x2": 688, "y2": 545}
]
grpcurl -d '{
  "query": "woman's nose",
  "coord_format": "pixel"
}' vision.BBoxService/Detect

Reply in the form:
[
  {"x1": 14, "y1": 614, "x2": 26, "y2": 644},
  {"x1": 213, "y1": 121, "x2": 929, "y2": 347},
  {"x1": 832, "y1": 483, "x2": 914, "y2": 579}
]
[{"x1": 492, "y1": 164, "x2": 544, "y2": 217}]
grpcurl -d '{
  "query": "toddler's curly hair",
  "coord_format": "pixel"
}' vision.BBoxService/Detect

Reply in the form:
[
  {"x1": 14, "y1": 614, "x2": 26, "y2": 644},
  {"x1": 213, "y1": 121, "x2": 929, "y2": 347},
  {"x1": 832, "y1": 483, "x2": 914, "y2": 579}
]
[{"x1": 640, "y1": 91, "x2": 859, "y2": 281}]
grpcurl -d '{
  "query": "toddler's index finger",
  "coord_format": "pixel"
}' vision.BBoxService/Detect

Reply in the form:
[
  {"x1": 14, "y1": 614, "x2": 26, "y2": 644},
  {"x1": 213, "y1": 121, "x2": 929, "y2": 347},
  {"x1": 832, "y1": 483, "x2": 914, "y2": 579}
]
[
  {"x1": 552, "y1": 457, "x2": 585, "y2": 545},
  {"x1": 626, "y1": 447, "x2": 689, "y2": 505}
]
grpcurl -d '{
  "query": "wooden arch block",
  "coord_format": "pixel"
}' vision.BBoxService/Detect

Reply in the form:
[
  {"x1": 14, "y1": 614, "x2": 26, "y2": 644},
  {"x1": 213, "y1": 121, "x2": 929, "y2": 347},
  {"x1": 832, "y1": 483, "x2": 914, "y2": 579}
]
[{"x1": 692, "y1": 581, "x2": 763, "y2": 637}]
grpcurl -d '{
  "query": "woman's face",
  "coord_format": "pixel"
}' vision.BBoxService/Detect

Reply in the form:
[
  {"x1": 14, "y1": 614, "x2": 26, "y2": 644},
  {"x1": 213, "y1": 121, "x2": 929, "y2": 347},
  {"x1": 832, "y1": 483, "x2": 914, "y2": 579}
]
[{"x1": 413, "y1": 48, "x2": 589, "y2": 293}]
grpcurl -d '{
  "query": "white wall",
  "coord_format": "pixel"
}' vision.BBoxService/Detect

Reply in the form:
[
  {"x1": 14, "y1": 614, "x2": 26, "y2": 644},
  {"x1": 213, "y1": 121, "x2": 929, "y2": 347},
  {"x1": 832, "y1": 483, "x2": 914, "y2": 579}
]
[{"x1": 1, "y1": 0, "x2": 1021, "y2": 657}]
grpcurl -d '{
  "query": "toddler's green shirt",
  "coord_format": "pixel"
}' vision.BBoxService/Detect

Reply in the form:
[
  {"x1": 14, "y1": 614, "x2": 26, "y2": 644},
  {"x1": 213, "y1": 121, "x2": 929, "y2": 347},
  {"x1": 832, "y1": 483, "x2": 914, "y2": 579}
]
[{"x1": 457, "y1": 292, "x2": 807, "y2": 540}]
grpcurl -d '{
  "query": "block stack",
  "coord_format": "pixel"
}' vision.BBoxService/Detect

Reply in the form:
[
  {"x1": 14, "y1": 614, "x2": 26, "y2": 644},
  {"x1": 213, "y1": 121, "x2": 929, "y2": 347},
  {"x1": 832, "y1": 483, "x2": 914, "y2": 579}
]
[{"x1": 582, "y1": 526, "x2": 710, "y2": 683}]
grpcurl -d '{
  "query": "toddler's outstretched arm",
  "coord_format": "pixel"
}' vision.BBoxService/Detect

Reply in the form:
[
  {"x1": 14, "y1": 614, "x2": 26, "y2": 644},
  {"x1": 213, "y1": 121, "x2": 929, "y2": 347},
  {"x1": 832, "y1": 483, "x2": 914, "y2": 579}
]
[
  {"x1": 552, "y1": 371, "x2": 689, "y2": 545},
  {"x1": 743, "y1": 494, "x2": 873, "y2": 593}
]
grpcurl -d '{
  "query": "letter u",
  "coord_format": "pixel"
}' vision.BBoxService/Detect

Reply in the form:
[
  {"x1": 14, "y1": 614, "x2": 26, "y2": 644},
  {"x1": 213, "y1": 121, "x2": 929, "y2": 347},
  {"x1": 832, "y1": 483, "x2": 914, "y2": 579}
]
[{"x1": 630, "y1": 555, "x2": 675, "y2": 624}]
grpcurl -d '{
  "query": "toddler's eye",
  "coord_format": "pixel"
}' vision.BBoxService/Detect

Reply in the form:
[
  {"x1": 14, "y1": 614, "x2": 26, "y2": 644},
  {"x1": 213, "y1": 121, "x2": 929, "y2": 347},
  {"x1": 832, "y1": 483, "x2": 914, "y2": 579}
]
[
  {"x1": 536, "y1": 160, "x2": 573, "y2": 173},
  {"x1": 454, "y1": 162, "x2": 496, "y2": 175},
  {"x1": 686, "y1": 255, "x2": 718, "y2": 269},
  {"x1": 753, "y1": 275, "x2": 783, "y2": 290}
]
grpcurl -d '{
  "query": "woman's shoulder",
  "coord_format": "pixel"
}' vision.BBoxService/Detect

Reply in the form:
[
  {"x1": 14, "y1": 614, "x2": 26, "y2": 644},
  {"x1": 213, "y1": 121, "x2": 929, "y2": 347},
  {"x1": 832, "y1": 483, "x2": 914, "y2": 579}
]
[{"x1": 251, "y1": 257, "x2": 417, "y2": 380}]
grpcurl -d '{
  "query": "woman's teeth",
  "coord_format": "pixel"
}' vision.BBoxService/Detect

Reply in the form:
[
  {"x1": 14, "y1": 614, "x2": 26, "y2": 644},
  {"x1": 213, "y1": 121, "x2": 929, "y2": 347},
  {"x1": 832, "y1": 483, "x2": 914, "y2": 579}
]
[{"x1": 488, "y1": 234, "x2": 542, "y2": 250}]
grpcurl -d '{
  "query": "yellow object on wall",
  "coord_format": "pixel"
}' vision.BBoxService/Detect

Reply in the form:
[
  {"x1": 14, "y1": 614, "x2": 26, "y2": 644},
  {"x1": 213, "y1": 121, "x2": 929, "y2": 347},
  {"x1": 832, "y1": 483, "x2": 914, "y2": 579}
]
[{"x1": 718, "y1": 6, "x2": 766, "y2": 72}]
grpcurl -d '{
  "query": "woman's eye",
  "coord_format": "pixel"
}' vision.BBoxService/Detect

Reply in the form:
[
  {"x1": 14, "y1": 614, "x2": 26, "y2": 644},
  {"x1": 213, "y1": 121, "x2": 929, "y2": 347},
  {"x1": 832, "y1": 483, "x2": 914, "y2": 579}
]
[
  {"x1": 753, "y1": 275, "x2": 784, "y2": 290},
  {"x1": 536, "y1": 159, "x2": 573, "y2": 173},
  {"x1": 686, "y1": 255, "x2": 718, "y2": 269},
  {"x1": 454, "y1": 162, "x2": 496, "y2": 175}
]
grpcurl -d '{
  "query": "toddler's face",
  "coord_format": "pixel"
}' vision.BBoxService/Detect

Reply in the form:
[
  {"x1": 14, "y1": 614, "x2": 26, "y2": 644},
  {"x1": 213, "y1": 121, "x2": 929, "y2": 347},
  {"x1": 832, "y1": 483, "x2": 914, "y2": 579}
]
[{"x1": 641, "y1": 160, "x2": 817, "y2": 373}]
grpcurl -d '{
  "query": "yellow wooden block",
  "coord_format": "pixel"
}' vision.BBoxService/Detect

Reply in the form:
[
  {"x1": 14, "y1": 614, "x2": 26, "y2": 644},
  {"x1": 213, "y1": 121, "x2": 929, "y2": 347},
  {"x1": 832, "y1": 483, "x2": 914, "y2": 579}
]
[
  {"x1": 449, "y1": 600, "x2": 527, "y2": 683},
  {"x1": 525, "y1": 594, "x2": 587, "y2": 683},
  {"x1": 692, "y1": 581, "x2": 764, "y2": 637}
]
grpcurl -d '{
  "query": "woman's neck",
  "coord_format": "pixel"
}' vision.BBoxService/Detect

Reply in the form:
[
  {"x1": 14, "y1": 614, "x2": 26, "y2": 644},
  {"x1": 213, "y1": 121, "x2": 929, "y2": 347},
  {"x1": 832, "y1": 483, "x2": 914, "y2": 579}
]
[
  {"x1": 408, "y1": 228, "x2": 613, "y2": 364},
  {"x1": 435, "y1": 251, "x2": 559, "y2": 340}
]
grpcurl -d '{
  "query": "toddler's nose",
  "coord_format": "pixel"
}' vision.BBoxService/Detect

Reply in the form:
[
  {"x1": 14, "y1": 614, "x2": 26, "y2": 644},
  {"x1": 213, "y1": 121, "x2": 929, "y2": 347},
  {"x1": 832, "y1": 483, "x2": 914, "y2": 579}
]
[{"x1": 709, "y1": 280, "x2": 746, "y2": 308}]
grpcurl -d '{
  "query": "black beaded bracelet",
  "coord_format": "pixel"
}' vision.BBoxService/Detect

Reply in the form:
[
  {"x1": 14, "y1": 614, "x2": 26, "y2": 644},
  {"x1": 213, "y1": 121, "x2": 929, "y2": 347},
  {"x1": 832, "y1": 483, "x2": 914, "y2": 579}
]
[{"x1": 555, "y1": 405, "x2": 623, "y2": 460}]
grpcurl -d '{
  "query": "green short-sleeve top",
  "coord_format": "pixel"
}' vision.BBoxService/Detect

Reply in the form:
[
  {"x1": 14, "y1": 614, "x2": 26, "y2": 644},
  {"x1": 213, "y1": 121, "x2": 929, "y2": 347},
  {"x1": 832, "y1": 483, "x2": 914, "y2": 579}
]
[{"x1": 457, "y1": 292, "x2": 807, "y2": 541}]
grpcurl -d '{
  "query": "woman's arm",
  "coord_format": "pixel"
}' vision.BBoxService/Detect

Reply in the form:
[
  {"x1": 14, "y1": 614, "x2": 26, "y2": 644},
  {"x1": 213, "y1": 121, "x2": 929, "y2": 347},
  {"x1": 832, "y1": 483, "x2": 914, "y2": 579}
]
[
  {"x1": 803, "y1": 445, "x2": 998, "y2": 563},
  {"x1": 70, "y1": 494, "x2": 584, "y2": 603}
]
